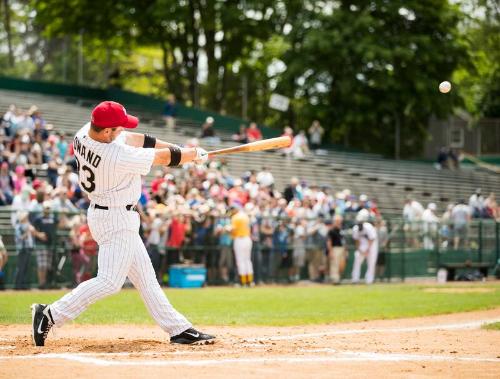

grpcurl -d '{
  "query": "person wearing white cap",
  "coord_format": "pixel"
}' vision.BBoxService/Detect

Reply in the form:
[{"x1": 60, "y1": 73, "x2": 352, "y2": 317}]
[
  {"x1": 422, "y1": 203, "x2": 439, "y2": 250},
  {"x1": 351, "y1": 209, "x2": 378, "y2": 284}
]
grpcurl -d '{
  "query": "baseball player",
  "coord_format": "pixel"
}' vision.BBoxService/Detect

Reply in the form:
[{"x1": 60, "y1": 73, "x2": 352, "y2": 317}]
[
  {"x1": 31, "y1": 101, "x2": 214, "y2": 346},
  {"x1": 351, "y1": 209, "x2": 379, "y2": 284},
  {"x1": 230, "y1": 205, "x2": 253, "y2": 286}
]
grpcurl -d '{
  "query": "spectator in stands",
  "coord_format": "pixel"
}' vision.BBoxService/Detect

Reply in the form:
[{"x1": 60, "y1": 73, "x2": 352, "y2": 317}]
[
  {"x1": 13, "y1": 165, "x2": 28, "y2": 194},
  {"x1": 232, "y1": 124, "x2": 248, "y2": 144},
  {"x1": 284, "y1": 177, "x2": 303, "y2": 203},
  {"x1": 308, "y1": 120, "x2": 324, "y2": 151},
  {"x1": 145, "y1": 210, "x2": 165, "y2": 283},
  {"x1": 256, "y1": 166, "x2": 274, "y2": 189},
  {"x1": 448, "y1": 148, "x2": 461, "y2": 170},
  {"x1": 402, "y1": 196, "x2": 424, "y2": 248},
  {"x1": 214, "y1": 210, "x2": 233, "y2": 284},
  {"x1": 421, "y1": 203, "x2": 438, "y2": 250},
  {"x1": 200, "y1": 116, "x2": 216, "y2": 138},
  {"x1": 375, "y1": 219, "x2": 389, "y2": 280},
  {"x1": 281, "y1": 126, "x2": 294, "y2": 156},
  {"x1": 436, "y1": 147, "x2": 449, "y2": 169},
  {"x1": 78, "y1": 215, "x2": 98, "y2": 282},
  {"x1": 326, "y1": 215, "x2": 346, "y2": 285},
  {"x1": 69, "y1": 215, "x2": 89, "y2": 286},
  {"x1": 0, "y1": 161, "x2": 14, "y2": 205},
  {"x1": 162, "y1": 212, "x2": 189, "y2": 285},
  {"x1": 290, "y1": 218, "x2": 307, "y2": 282},
  {"x1": 291, "y1": 130, "x2": 309, "y2": 159},
  {"x1": 246, "y1": 122, "x2": 262, "y2": 142},
  {"x1": 162, "y1": 94, "x2": 177, "y2": 129},
  {"x1": 1, "y1": 105, "x2": 17, "y2": 137},
  {"x1": 51, "y1": 189, "x2": 78, "y2": 213},
  {"x1": 469, "y1": 188, "x2": 485, "y2": 218},
  {"x1": 11, "y1": 187, "x2": 32, "y2": 227},
  {"x1": 244, "y1": 172, "x2": 260, "y2": 200},
  {"x1": 484, "y1": 192, "x2": 499, "y2": 220},
  {"x1": 306, "y1": 217, "x2": 327, "y2": 282},
  {"x1": 259, "y1": 217, "x2": 275, "y2": 283},
  {"x1": 273, "y1": 220, "x2": 290, "y2": 282},
  {"x1": 0, "y1": 235, "x2": 7, "y2": 290},
  {"x1": 14, "y1": 211, "x2": 37, "y2": 289},
  {"x1": 33, "y1": 202, "x2": 56, "y2": 289},
  {"x1": 451, "y1": 200, "x2": 471, "y2": 250},
  {"x1": 56, "y1": 132, "x2": 69, "y2": 161},
  {"x1": 439, "y1": 203, "x2": 454, "y2": 249}
]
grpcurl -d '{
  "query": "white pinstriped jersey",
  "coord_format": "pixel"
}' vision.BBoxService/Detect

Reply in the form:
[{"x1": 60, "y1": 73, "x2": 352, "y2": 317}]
[{"x1": 73, "y1": 123, "x2": 155, "y2": 206}]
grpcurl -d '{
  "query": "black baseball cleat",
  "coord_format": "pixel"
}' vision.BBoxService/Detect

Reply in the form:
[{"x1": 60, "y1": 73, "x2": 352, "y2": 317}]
[
  {"x1": 31, "y1": 303, "x2": 54, "y2": 346},
  {"x1": 170, "y1": 327, "x2": 215, "y2": 345}
]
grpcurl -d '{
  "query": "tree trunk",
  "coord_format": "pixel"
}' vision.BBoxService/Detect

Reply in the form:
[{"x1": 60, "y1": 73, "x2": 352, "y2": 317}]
[
  {"x1": 188, "y1": 0, "x2": 200, "y2": 106},
  {"x1": 2, "y1": 0, "x2": 14, "y2": 67},
  {"x1": 201, "y1": 0, "x2": 217, "y2": 110}
]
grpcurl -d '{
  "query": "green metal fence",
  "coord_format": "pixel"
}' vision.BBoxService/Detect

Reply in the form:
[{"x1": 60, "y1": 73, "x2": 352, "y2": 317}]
[{"x1": 0, "y1": 208, "x2": 498, "y2": 289}]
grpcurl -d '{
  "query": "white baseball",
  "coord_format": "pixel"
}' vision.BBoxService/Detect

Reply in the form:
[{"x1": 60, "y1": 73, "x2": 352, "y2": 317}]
[{"x1": 439, "y1": 81, "x2": 451, "y2": 93}]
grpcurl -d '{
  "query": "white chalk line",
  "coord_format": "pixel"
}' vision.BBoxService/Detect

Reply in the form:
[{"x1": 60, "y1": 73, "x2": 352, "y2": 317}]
[
  {"x1": 0, "y1": 351, "x2": 498, "y2": 366},
  {"x1": 1, "y1": 317, "x2": 499, "y2": 366},
  {"x1": 248, "y1": 317, "x2": 500, "y2": 342}
]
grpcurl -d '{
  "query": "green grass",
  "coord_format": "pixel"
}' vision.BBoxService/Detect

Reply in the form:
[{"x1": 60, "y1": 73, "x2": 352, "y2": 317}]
[
  {"x1": 1, "y1": 283, "x2": 499, "y2": 326},
  {"x1": 482, "y1": 322, "x2": 500, "y2": 331}
]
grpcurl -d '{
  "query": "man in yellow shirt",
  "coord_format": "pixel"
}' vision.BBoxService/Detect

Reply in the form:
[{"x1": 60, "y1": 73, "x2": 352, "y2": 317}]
[{"x1": 230, "y1": 205, "x2": 253, "y2": 286}]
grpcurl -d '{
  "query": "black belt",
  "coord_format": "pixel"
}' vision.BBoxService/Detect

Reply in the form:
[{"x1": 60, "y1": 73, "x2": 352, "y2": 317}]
[{"x1": 94, "y1": 204, "x2": 138, "y2": 212}]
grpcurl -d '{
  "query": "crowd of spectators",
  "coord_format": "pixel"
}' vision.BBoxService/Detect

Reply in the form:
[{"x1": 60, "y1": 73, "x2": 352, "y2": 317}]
[
  {"x1": 1, "y1": 103, "x2": 498, "y2": 290},
  {"x1": 403, "y1": 189, "x2": 499, "y2": 251},
  {"x1": 0, "y1": 102, "x2": 385, "y2": 289}
]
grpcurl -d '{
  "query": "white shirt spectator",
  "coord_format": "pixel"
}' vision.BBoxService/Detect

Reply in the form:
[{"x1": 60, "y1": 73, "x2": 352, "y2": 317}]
[
  {"x1": 256, "y1": 169, "x2": 274, "y2": 188},
  {"x1": 468, "y1": 191, "x2": 484, "y2": 216},
  {"x1": 403, "y1": 200, "x2": 424, "y2": 222},
  {"x1": 244, "y1": 181, "x2": 259, "y2": 199},
  {"x1": 11, "y1": 189, "x2": 32, "y2": 226},
  {"x1": 147, "y1": 216, "x2": 163, "y2": 246},
  {"x1": 451, "y1": 203, "x2": 471, "y2": 227}
]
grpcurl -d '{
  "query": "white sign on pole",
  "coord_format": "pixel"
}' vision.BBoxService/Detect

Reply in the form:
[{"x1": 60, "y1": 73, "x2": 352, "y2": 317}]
[{"x1": 269, "y1": 93, "x2": 290, "y2": 112}]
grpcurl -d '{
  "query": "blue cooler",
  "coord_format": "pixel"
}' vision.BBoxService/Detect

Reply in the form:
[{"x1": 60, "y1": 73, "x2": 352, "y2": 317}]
[{"x1": 169, "y1": 265, "x2": 207, "y2": 288}]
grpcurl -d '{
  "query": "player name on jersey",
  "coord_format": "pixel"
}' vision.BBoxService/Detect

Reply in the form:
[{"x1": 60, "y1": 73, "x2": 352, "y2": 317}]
[{"x1": 73, "y1": 136, "x2": 102, "y2": 168}]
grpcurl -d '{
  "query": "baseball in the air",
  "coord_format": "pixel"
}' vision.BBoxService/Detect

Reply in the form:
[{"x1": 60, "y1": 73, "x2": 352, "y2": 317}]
[{"x1": 439, "y1": 81, "x2": 451, "y2": 93}]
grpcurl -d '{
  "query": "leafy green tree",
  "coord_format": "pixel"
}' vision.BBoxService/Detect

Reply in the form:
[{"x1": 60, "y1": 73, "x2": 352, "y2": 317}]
[{"x1": 276, "y1": 0, "x2": 467, "y2": 157}]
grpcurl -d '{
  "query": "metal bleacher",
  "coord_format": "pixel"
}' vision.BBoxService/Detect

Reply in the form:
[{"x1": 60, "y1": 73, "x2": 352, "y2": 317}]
[{"x1": 1, "y1": 88, "x2": 499, "y2": 222}]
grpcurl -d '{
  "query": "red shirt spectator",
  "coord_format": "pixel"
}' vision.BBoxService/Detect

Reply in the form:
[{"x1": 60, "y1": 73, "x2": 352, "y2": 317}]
[
  {"x1": 151, "y1": 170, "x2": 166, "y2": 194},
  {"x1": 246, "y1": 122, "x2": 262, "y2": 142},
  {"x1": 167, "y1": 216, "x2": 186, "y2": 248},
  {"x1": 79, "y1": 224, "x2": 98, "y2": 256}
]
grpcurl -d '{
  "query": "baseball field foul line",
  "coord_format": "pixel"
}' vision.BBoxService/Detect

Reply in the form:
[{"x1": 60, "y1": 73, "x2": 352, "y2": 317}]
[{"x1": 248, "y1": 318, "x2": 500, "y2": 342}]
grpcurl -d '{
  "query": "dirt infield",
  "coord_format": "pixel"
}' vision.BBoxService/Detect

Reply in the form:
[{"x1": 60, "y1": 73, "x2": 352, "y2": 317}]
[{"x1": 1, "y1": 308, "x2": 499, "y2": 379}]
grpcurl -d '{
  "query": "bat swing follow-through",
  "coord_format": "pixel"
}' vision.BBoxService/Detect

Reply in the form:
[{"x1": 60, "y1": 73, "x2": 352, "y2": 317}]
[{"x1": 207, "y1": 136, "x2": 292, "y2": 158}]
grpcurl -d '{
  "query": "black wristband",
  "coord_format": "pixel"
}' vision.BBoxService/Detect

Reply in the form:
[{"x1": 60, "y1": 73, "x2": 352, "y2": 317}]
[
  {"x1": 168, "y1": 146, "x2": 182, "y2": 166},
  {"x1": 143, "y1": 134, "x2": 156, "y2": 148}
]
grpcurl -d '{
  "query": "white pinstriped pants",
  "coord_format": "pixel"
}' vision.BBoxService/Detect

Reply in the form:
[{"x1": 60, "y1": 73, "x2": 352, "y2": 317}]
[{"x1": 50, "y1": 206, "x2": 191, "y2": 336}]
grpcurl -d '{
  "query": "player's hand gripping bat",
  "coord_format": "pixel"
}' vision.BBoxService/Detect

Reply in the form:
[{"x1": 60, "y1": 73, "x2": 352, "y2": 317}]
[{"x1": 207, "y1": 136, "x2": 292, "y2": 158}]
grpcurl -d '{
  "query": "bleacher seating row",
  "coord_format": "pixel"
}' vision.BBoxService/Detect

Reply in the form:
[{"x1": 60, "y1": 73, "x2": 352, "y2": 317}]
[{"x1": 1, "y1": 88, "x2": 499, "y2": 219}]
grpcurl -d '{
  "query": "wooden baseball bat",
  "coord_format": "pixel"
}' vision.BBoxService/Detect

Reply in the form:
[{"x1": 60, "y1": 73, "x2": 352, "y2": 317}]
[{"x1": 207, "y1": 136, "x2": 292, "y2": 158}]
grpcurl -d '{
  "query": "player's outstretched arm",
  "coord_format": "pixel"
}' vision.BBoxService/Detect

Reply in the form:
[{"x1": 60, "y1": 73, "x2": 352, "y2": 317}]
[
  {"x1": 125, "y1": 132, "x2": 176, "y2": 148},
  {"x1": 152, "y1": 147, "x2": 208, "y2": 166}
]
